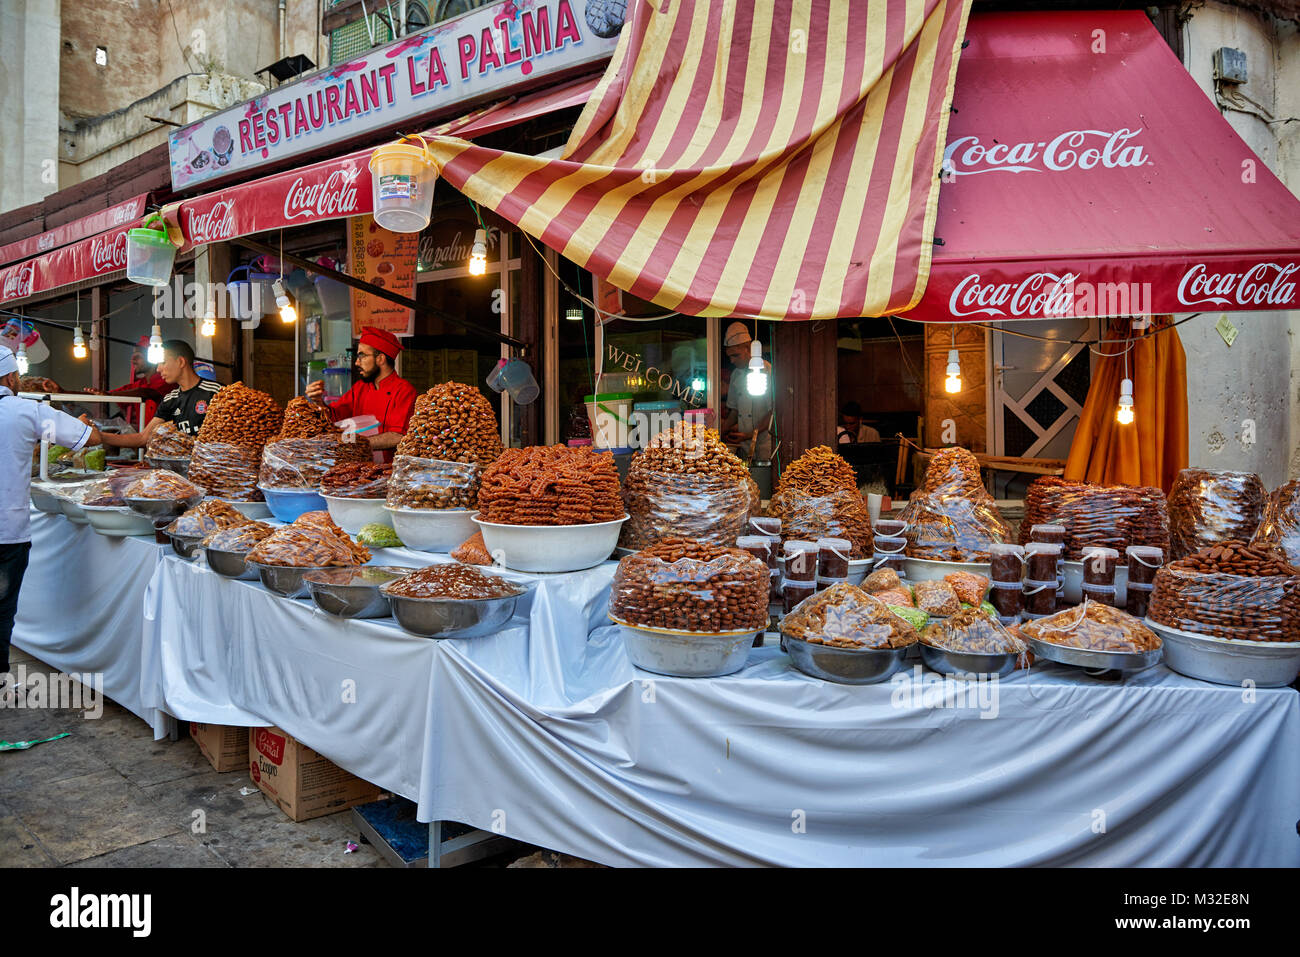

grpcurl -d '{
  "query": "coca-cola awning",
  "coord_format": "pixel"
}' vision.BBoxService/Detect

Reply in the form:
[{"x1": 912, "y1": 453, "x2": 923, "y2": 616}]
[
  {"x1": 902, "y1": 10, "x2": 1300, "y2": 322},
  {"x1": 0, "y1": 82, "x2": 596, "y2": 306},
  {"x1": 0, "y1": 195, "x2": 148, "y2": 267}
]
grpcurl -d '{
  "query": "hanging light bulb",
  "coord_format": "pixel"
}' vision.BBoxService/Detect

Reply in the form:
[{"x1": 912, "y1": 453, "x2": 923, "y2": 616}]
[
  {"x1": 944, "y1": 349, "x2": 962, "y2": 393},
  {"x1": 1116, "y1": 377, "x2": 1135, "y2": 425},
  {"x1": 468, "y1": 228, "x2": 488, "y2": 276},
  {"x1": 200, "y1": 292, "x2": 217, "y2": 337},
  {"x1": 273, "y1": 279, "x2": 297, "y2": 324},
  {"x1": 15, "y1": 339, "x2": 29, "y2": 374},
  {"x1": 746, "y1": 339, "x2": 768, "y2": 396},
  {"x1": 564, "y1": 306, "x2": 583, "y2": 322},
  {"x1": 147, "y1": 324, "x2": 164, "y2": 364},
  {"x1": 72, "y1": 324, "x2": 87, "y2": 359}
]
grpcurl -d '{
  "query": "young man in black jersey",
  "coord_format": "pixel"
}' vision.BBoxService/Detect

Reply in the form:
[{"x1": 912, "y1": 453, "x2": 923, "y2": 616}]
[{"x1": 82, "y1": 340, "x2": 222, "y2": 446}]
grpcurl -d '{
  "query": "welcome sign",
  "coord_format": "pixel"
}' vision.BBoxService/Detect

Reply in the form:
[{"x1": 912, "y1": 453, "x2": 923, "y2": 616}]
[{"x1": 169, "y1": 0, "x2": 621, "y2": 192}]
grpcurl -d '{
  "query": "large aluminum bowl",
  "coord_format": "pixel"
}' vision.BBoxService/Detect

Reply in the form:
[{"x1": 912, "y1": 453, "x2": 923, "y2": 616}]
[
  {"x1": 145, "y1": 454, "x2": 191, "y2": 477},
  {"x1": 168, "y1": 531, "x2": 206, "y2": 560},
  {"x1": 472, "y1": 513, "x2": 628, "y2": 572},
  {"x1": 384, "y1": 506, "x2": 476, "y2": 553},
  {"x1": 903, "y1": 557, "x2": 993, "y2": 583},
  {"x1": 380, "y1": 578, "x2": 527, "y2": 638},
  {"x1": 203, "y1": 545, "x2": 259, "y2": 581},
  {"x1": 1145, "y1": 618, "x2": 1300, "y2": 688},
  {"x1": 784, "y1": 634, "x2": 911, "y2": 685},
  {"x1": 610, "y1": 615, "x2": 758, "y2": 678},
  {"x1": 1026, "y1": 636, "x2": 1161, "y2": 674},
  {"x1": 81, "y1": 504, "x2": 155, "y2": 537},
  {"x1": 125, "y1": 494, "x2": 202, "y2": 522},
  {"x1": 323, "y1": 495, "x2": 392, "y2": 536},
  {"x1": 249, "y1": 561, "x2": 354, "y2": 599},
  {"x1": 919, "y1": 642, "x2": 1022, "y2": 678},
  {"x1": 303, "y1": 566, "x2": 411, "y2": 619}
]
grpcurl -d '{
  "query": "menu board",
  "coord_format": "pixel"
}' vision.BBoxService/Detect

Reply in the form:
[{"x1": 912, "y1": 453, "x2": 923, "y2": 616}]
[{"x1": 348, "y1": 214, "x2": 418, "y2": 336}]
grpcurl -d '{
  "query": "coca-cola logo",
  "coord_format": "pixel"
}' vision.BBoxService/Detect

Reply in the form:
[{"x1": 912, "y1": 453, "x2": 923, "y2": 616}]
[
  {"x1": 185, "y1": 199, "x2": 238, "y2": 243},
  {"x1": 1, "y1": 263, "x2": 34, "y2": 299},
  {"x1": 949, "y1": 271, "x2": 1080, "y2": 318},
  {"x1": 255, "y1": 728, "x2": 287, "y2": 765},
  {"x1": 90, "y1": 232, "x2": 128, "y2": 272},
  {"x1": 284, "y1": 167, "x2": 361, "y2": 222},
  {"x1": 943, "y1": 128, "x2": 1149, "y2": 177},
  {"x1": 37, "y1": 235, "x2": 55, "y2": 252},
  {"x1": 1177, "y1": 262, "x2": 1299, "y2": 308}
]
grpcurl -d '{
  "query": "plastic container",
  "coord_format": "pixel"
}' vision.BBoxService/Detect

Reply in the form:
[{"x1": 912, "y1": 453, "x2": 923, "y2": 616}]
[
  {"x1": 585, "y1": 393, "x2": 635, "y2": 450},
  {"x1": 486, "y1": 357, "x2": 540, "y2": 405},
  {"x1": 783, "y1": 541, "x2": 820, "y2": 583},
  {"x1": 1081, "y1": 546, "x2": 1120, "y2": 587},
  {"x1": 989, "y1": 543, "x2": 1025, "y2": 584},
  {"x1": 989, "y1": 580, "x2": 1022, "y2": 618},
  {"x1": 257, "y1": 485, "x2": 328, "y2": 524},
  {"x1": 1023, "y1": 578, "x2": 1057, "y2": 616},
  {"x1": 226, "y1": 264, "x2": 279, "y2": 320},
  {"x1": 125, "y1": 217, "x2": 177, "y2": 287},
  {"x1": 314, "y1": 275, "x2": 352, "y2": 318},
  {"x1": 323, "y1": 367, "x2": 351, "y2": 400},
  {"x1": 472, "y1": 513, "x2": 627, "y2": 573},
  {"x1": 385, "y1": 506, "x2": 476, "y2": 553},
  {"x1": 369, "y1": 136, "x2": 439, "y2": 232}
]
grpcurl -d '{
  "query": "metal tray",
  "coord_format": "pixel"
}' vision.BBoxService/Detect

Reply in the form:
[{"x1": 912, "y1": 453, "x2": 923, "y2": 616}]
[
  {"x1": 919, "y1": 642, "x2": 1021, "y2": 678},
  {"x1": 783, "y1": 634, "x2": 910, "y2": 685},
  {"x1": 1027, "y1": 637, "x2": 1162, "y2": 673}
]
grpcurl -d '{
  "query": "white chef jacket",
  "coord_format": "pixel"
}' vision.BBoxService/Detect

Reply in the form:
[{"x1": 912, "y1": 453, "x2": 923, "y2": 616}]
[{"x1": 1, "y1": 386, "x2": 92, "y2": 544}]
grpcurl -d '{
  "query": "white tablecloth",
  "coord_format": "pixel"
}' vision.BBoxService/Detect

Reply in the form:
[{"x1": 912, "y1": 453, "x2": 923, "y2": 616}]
[
  {"x1": 21, "y1": 508, "x2": 1300, "y2": 866},
  {"x1": 13, "y1": 510, "x2": 166, "y2": 725}
]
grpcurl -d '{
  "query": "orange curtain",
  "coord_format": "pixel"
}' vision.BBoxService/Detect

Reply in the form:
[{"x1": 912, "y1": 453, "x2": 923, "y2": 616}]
[{"x1": 1064, "y1": 316, "x2": 1188, "y2": 494}]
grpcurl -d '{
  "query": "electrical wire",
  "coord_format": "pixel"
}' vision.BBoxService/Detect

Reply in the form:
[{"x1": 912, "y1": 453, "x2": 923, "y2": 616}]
[{"x1": 519, "y1": 230, "x2": 683, "y2": 322}]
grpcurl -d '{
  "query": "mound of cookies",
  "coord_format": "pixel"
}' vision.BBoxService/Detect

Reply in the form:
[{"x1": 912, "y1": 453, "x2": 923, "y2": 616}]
[{"x1": 478, "y1": 445, "x2": 624, "y2": 526}]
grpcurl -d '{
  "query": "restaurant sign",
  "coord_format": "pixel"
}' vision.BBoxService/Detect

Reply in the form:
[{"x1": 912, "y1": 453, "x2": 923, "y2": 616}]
[{"x1": 168, "y1": 0, "x2": 621, "y2": 192}]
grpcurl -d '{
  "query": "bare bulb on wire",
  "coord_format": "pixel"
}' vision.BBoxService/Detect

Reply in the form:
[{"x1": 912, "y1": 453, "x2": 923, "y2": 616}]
[
  {"x1": 73, "y1": 326, "x2": 87, "y2": 359},
  {"x1": 16, "y1": 340, "x2": 29, "y2": 374},
  {"x1": 944, "y1": 349, "x2": 962, "y2": 394},
  {"x1": 273, "y1": 280, "x2": 297, "y2": 324},
  {"x1": 147, "y1": 325, "x2": 164, "y2": 364},
  {"x1": 1116, "y1": 377, "x2": 1135, "y2": 425},
  {"x1": 468, "y1": 228, "x2": 488, "y2": 276},
  {"x1": 746, "y1": 340, "x2": 767, "y2": 396}
]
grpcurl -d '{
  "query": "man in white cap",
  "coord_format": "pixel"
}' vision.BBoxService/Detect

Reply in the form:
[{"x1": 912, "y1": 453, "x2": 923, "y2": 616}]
[
  {"x1": 720, "y1": 321, "x2": 774, "y2": 461},
  {"x1": 0, "y1": 345, "x2": 104, "y2": 698}
]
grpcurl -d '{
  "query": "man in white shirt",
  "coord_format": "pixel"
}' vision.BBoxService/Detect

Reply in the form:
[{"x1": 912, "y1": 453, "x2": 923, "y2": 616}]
[
  {"x1": 720, "y1": 322, "x2": 774, "y2": 461},
  {"x1": 0, "y1": 346, "x2": 103, "y2": 693}
]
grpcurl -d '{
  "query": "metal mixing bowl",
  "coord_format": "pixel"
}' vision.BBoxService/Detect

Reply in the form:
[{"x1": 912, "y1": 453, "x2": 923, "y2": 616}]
[
  {"x1": 125, "y1": 495, "x2": 200, "y2": 521},
  {"x1": 249, "y1": 562, "x2": 347, "y2": 599},
  {"x1": 919, "y1": 642, "x2": 1022, "y2": 678},
  {"x1": 169, "y1": 531, "x2": 206, "y2": 560},
  {"x1": 303, "y1": 566, "x2": 411, "y2": 619},
  {"x1": 204, "y1": 546, "x2": 259, "y2": 581},
  {"x1": 380, "y1": 580, "x2": 526, "y2": 638},
  {"x1": 784, "y1": 634, "x2": 911, "y2": 684}
]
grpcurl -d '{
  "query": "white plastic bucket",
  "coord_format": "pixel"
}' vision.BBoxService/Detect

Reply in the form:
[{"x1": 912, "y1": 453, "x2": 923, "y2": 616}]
[
  {"x1": 585, "y1": 392, "x2": 634, "y2": 450},
  {"x1": 368, "y1": 136, "x2": 439, "y2": 233}
]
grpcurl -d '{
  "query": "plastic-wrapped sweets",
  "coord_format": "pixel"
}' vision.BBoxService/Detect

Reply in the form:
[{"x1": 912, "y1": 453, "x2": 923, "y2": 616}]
[
  {"x1": 920, "y1": 447, "x2": 986, "y2": 497},
  {"x1": 81, "y1": 468, "x2": 165, "y2": 506},
  {"x1": 259, "y1": 435, "x2": 371, "y2": 490},
  {"x1": 145, "y1": 421, "x2": 195, "y2": 458},
  {"x1": 913, "y1": 579, "x2": 961, "y2": 617},
  {"x1": 189, "y1": 441, "x2": 264, "y2": 501},
  {"x1": 779, "y1": 582, "x2": 918, "y2": 649},
  {"x1": 386, "y1": 454, "x2": 480, "y2": 510},
  {"x1": 124, "y1": 470, "x2": 205, "y2": 503},
  {"x1": 610, "y1": 537, "x2": 769, "y2": 633},
  {"x1": 166, "y1": 500, "x2": 248, "y2": 538},
  {"x1": 1019, "y1": 600, "x2": 1161, "y2": 653},
  {"x1": 920, "y1": 607, "x2": 1027, "y2": 654},
  {"x1": 246, "y1": 522, "x2": 371, "y2": 567},
  {"x1": 899, "y1": 492, "x2": 1012, "y2": 562},
  {"x1": 770, "y1": 487, "x2": 873, "y2": 558},
  {"x1": 1167, "y1": 469, "x2": 1266, "y2": 560},
  {"x1": 320, "y1": 462, "x2": 391, "y2": 500},
  {"x1": 1250, "y1": 479, "x2": 1300, "y2": 565},
  {"x1": 202, "y1": 522, "x2": 275, "y2": 552},
  {"x1": 1019, "y1": 477, "x2": 1170, "y2": 561}
]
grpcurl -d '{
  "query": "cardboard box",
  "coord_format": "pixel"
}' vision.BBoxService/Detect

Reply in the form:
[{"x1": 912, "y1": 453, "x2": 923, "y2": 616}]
[
  {"x1": 190, "y1": 722, "x2": 250, "y2": 773},
  {"x1": 249, "y1": 726, "x2": 383, "y2": 822}
]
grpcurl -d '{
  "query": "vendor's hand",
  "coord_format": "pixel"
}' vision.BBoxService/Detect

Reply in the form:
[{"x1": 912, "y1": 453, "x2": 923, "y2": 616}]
[
  {"x1": 305, "y1": 380, "x2": 325, "y2": 402},
  {"x1": 725, "y1": 430, "x2": 750, "y2": 444},
  {"x1": 79, "y1": 413, "x2": 93, "y2": 426}
]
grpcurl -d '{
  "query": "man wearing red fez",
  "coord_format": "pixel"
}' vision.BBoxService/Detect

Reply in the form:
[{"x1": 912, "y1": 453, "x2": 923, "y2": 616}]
[{"x1": 305, "y1": 327, "x2": 417, "y2": 460}]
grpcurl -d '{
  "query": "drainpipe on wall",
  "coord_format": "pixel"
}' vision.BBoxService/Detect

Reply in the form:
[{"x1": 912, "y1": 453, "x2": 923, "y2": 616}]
[{"x1": 279, "y1": 0, "x2": 287, "y2": 59}]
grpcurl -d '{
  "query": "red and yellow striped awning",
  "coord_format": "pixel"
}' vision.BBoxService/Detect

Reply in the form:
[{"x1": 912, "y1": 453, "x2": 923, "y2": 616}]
[{"x1": 427, "y1": 0, "x2": 972, "y2": 321}]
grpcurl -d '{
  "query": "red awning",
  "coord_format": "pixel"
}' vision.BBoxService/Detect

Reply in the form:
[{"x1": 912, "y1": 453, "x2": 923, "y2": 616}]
[
  {"x1": 0, "y1": 82, "x2": 599, "y2": 305},
  {"x1": 903, "y1": 10, "x2": 1300, "y2": 322},
  {"x1": 0, "y1": 195, "x2": 149, "y2": 267}
]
